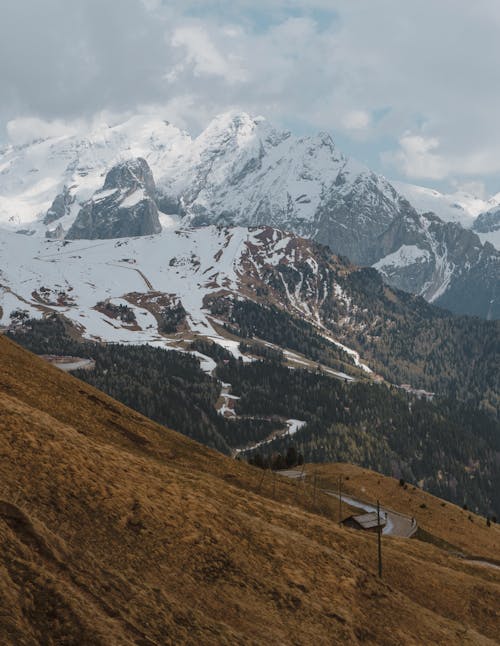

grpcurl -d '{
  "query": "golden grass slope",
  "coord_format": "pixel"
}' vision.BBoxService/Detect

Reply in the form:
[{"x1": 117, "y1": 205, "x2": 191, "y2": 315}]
[
  {"x1": 0, "y1": 335, "x2": 499, "y2": 645},
  {"x1": 310, "y1": 463, "x2": 500, "y2": 563}
]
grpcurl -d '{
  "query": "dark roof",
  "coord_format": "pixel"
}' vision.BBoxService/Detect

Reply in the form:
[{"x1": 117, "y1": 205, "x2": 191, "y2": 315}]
[{"x1": 344, "y1": 512, "x2": 386, "y2": 530}]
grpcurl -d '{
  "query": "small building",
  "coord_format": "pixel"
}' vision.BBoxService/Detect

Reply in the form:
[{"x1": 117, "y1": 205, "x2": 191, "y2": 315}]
[{"x1": 342, "y1": 512, "x2": 386, "y2": 532}]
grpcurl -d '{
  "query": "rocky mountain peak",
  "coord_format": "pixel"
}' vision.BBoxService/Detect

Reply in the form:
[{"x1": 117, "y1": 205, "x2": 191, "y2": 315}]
[
  {"x1": 43, "y1": 185, "x2": 75, "y2": 225},
  {"x1": 66, "y1": 157, "x2": 161, "y2": 240},
  {"x1": 103, "y1": 157, "x2": 156, "y2": 195},
  {"x1": 0, "y1": 111, "x2": 498, "y2": 317},
  {"x1": 473, "y1": 206, "x2": 500, "y2": 234}
]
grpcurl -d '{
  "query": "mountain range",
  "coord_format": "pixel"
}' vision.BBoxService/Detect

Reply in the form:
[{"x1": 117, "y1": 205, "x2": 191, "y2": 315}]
[
  {"x1": 1, "y1": 112, "x2": 499, "y2": 519},
  {"x1": 0, "y1": 111, "x2": 498, "y2": 318}
]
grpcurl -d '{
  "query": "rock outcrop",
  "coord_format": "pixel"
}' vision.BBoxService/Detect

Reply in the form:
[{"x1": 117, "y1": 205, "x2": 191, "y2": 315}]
[
  {"x1": 43, "y1": 186, "x2": 75, "y2": 225},
  {"x1": 473, "y1": 207, "x2": 500, "y2": 234},
  {"x1": 66, "y1": 158, "x2": 161, "y2": 240}
]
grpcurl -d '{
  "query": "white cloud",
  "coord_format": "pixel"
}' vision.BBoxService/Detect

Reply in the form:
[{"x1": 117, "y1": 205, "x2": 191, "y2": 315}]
[
  {"x1": 451, "y1": 180, "x2": 487, "y2": 199},
  {"x1": 6, "y1": 117, "x2": 81, "y2": 144},
  {"x1": 385, "y1": 133, "x2": 500, "y2": 182},
  {"x1": 171, "y1": 25, "x2": 246, "y2": 83},
  {"x1": 341, "y1": 110, "x2": 371, "y2": 132},
  {"x1": 6, "y1": 110, "x2": 135, "y2": 145},
  {"x1": 385, "y1": 134, "x2": 447, "y2": 180},
  {"x1": 2, "y1": 1, "x2": 500, "y2": 191}
]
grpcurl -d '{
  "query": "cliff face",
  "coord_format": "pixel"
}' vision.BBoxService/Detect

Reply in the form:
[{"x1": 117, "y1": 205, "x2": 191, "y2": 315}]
[
  {"x1": 66, "y1": 158, "x2": 161, "y2": 240},
  {"x1": 372, "y1": 209, "x2": 500, "y2": 318},
  {"x1": 474, "y1": 206, "x2": 500, "y2": 234}
]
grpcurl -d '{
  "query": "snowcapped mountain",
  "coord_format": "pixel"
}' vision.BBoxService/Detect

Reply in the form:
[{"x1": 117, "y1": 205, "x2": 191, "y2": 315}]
[
  {"x1": 0, "y1": 111, "x2": 498, "y2": 318},
  {"x1": 393, "y1": 180, "x2": 500, "y2": 247},
  {"x1": 392, "y1": 181, "x2": 495, "y2": 225},
  {"x1": 472, "y1": 204, "x2": 500, "y2": 251},
  {"x1": 374, "y1": 209, "x2": 499, "y2": 317},
  {"x1": 66, "y1": 158, "x2": 161, "y2": 240},
  {"x1": 0, "y1": 115, "x2": 190, "y2": 233},
  {"x1": 0, "y1": 224, "x2": 374, "y2": 375}
]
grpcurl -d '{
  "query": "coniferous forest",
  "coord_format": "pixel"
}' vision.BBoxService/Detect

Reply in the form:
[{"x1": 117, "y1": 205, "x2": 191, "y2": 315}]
[{"x1": 8, "y1": 313, "x2": 500, "y2": 517}]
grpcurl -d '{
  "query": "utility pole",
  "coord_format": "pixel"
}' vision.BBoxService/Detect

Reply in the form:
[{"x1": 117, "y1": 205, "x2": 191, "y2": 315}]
[
  {"x1": 377, "y1": 499, "x2": 383, "y2": 578},
  {"x1": 338, "y1": 475, "x2": 343, "y2": 525},
  {"x1": 257, "y1": 468, "x2": 266, "y2": 492},
  {"x1": 313, "y1": 472, "x2": 317, "y2": 506}
]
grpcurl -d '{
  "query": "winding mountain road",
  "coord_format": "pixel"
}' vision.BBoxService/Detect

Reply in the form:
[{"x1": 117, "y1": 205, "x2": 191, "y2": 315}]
[
  {"x1": 279, "y1": 470, "x2": 418, "y2": 538},
  {"x1": 326, "y1": 491, "x2": 417, "y2": 537}
]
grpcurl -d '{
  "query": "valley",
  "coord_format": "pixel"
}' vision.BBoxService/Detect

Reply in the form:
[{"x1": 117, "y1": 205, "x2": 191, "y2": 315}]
[
  {"x1": 0, "y1": 110, "x2": 498, "y2": 579},
  {"x1": 0, "y1": 335, "x2": 499, "y2": 644}
]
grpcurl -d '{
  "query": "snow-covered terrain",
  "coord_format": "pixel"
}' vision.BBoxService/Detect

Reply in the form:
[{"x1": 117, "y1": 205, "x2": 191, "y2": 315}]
[
  {"x1": 0, "y1": 110, "x2": 498, "y2": 318},
  {"x1": 0, "y1": 115, "x2": 191, "y2": 232},
  {"x1": 3, "y1": 108, "x2": 498, "y2": 248},
  {"x1": 373, "y1": 244, "x2": 431, "y2": 270},
  {"x1": 0, "y1": 224, "x2": 372, "y2": 371},
  {"x1": 0, "y1": 111, "x2": 390, "y2": 239},
  {"x1": 393, "y1": 181, "x2": 490, "y2": 224},
  {"x1": 393, "y1": 180, "x2": 500, "y2": 250},
  {"x1": 0, "y1": 225, "x2": 244, "y2": 341}
]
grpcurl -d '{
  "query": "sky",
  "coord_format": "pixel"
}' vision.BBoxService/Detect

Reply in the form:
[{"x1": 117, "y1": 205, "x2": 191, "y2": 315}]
[{"x1": 1, "y1": 0, "x2": 499, "y2": 196}]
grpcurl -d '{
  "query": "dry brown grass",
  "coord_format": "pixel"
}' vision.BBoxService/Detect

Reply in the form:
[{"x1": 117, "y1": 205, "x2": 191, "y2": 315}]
[
  {"x1": 0, "y1": 336, "x2": 499, "y2": 645},
  {"x1": 310, "y1": 463, "x2": 500, "y2": 563}
]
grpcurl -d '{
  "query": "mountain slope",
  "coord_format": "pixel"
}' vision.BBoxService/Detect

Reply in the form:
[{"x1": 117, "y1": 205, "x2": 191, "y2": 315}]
[
  {"x1": 373, "y1": 210, "x2": 499, "y2": 316},
  {"x1": 2, "y1": 224, "x2": 498, "y2": 411},
  {"x1": 473, "y1": 205, "x2": 500, "y2": 250},
  {"x1": 1, "y1": 335, "x2": 499, "y2": 644},
  {"x1": 4, "y1": 222, "x2": 499, "y2": 517},
  {"x1": 1, "y1": 112, "x2": 498, "y2": 317},
  {"x1": 392, "y1": 181, "x2": 494, "y2": 227}
]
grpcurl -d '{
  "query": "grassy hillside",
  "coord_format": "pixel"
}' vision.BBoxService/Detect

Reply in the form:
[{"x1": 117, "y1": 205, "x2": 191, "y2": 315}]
[
  {"x1": 0, "y1": 336, "x2": 499, "y2": 644},
  {"x1": 306, "y1": 463, "x2": 500, "y2": 564},
  {"x1": 9, "y1": 315, "x2": 500, "y2": 518}
]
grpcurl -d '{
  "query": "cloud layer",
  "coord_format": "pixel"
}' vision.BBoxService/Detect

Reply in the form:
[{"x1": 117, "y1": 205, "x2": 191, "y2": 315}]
[{"x1": 1, "y1": 0, "x2": 499, "y2": 192}]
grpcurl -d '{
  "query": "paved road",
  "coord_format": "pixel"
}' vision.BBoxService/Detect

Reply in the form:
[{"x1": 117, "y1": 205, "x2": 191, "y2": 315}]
[
  {"x1": 279, "y1": 470, "x2": 417, "y2": 538},
  {"x1": 42, "y1": 357, "x2": 96, "y2": 372},
  {"x1": 279, "y1": 471, "x2": 500, "y2": 569},
  {"x1": 326, "y1": 491, "x2": 417, "y2": 538}
]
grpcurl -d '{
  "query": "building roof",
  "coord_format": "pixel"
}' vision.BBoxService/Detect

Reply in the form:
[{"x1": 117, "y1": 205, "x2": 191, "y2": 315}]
[{"x1": 345, "y1": 512, "x2": 386, "y2": 530}]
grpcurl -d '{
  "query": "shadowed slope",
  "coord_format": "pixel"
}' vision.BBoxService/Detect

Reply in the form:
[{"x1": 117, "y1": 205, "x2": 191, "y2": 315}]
[{"x1": 0, "y1": 336, "x2": 499, "y2": 645}]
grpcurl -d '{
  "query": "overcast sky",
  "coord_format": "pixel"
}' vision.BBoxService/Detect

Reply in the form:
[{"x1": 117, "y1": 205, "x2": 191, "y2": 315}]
[{"x1": 1, "y1": 0, "x2": 499, "y2": 195}]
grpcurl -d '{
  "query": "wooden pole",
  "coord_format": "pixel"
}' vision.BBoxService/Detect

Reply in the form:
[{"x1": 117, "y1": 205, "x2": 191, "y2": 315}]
[
  {"x1": 313, "y1": 472, "x2": 317, "y2": 506},
  {"x1": 272, "y1": 471, "x2": 276, "y2": 498},
  {"x1": 338, "y1": 475, "x2": 343, "y2": 525},
  {"x1": 257, "y1": 468, "x2": 266, "y2": 492},
  {"x1": 377, "y1": 499, "x2": 383, "y2": 578}
]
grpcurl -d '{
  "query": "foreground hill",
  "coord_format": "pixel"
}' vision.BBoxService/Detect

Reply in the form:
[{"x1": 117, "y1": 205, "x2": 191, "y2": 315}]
[{"x1": 0, "y1": 336, "x2": 499, "y2": 644}]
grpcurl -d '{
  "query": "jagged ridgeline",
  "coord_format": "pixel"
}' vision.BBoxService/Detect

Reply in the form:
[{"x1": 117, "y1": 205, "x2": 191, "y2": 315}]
[
  {"x1": 1, "y1": 112, "x2": 498, "y2": 317},
  {"x1": 8, "y1": 315, "x2": 500, "y2": 518}
]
